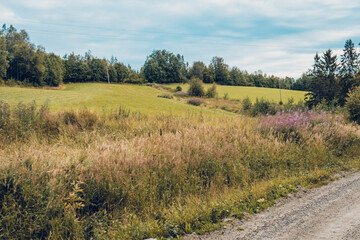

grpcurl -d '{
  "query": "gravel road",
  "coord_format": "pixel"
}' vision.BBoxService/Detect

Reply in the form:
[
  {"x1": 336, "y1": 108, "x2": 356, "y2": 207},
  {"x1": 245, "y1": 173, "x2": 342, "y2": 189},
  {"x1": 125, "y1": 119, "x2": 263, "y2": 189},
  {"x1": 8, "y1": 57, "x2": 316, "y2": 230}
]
[{"x1": 184, "y1": 171, "x2": 360, "y2": 240}]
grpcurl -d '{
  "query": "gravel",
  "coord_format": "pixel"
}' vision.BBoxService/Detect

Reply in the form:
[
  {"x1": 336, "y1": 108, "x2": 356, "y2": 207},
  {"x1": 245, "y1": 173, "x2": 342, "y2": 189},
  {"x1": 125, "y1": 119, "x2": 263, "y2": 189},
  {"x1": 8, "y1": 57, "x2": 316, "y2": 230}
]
[{"x1": 184, "y1": 171, "x2": 360, "y2": 240}]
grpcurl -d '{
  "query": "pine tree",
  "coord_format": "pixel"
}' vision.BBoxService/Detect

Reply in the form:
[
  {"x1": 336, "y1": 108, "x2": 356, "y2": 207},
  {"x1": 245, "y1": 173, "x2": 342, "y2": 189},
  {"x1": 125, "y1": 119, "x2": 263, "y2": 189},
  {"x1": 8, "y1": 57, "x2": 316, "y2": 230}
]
[{"x1": 338, "y1": 39, "x2": 360, "y2": 105}]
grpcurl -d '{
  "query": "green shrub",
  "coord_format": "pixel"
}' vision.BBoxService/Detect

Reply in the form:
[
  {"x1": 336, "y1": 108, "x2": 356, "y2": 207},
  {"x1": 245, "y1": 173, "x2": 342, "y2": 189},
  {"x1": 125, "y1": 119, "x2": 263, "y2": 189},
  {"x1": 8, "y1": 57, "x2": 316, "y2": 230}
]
[
  {"x1": 251, "y1": 98, "x2": 276, "y2": 116},
  {"x1": 242, "y1": 97, "x2": 252, "y2": 111},
  {"x1": 206, "y1": 84, "x2": 217, "y2": 98},
  {"x1": 188, "y1": 78, "x2": 205, "y2": 97},
  {"x1": 346, "y1": 86, "x2": 360, "y2": 124},
  {"x1": 175, "y1": 86, "x2": 182, "y2": 92},
  {"x1": 223, "y1": 93, "x2": 229, "y2": 100},
  {"x1": 157, "y1": 93, "x2": 173, "y2": 99}
]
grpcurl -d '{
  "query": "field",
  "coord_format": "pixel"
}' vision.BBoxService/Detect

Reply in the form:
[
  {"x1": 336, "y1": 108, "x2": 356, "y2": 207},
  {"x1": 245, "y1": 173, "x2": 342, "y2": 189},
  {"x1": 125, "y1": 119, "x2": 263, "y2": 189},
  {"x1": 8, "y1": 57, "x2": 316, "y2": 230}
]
[
  {"x1": 164, "y1": 83, "x2": 307, "y2": 103},
  {"x1": 0, "y1": 83, "x2": 220, "y2": 115},
  {"x1": 0, "y1": 83, "x2": 359, "y2": 240}
]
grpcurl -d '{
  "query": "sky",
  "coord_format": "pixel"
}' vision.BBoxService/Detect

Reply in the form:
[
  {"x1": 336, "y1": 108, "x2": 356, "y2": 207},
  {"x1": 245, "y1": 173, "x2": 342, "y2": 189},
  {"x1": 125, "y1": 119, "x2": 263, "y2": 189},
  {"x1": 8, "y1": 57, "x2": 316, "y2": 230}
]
[{"x1": 1, "y1": 0, "x2": 360, "y2": 78}]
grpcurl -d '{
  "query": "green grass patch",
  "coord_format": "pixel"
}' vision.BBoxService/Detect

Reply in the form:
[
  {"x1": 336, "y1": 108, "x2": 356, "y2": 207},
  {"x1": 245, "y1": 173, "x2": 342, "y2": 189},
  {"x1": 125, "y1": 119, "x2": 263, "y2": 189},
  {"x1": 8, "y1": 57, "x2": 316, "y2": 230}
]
[
  {"x1": 164, "y1": 83, "x2": 307, "y2": 103},
  {"x1": 0, "y1": 83, "x2": 224, "y2": 116}
]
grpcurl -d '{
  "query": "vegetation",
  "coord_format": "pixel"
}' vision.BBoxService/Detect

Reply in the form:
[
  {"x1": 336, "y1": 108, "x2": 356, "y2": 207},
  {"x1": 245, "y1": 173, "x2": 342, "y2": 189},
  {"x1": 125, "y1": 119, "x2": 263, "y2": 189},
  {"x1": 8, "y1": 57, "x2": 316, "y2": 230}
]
[
  {"x1": 0, "y1": 101, "x2": 359, "y2": 239},
  {"x1": 345, "y1": 86, "x2": 360, "y2": 124},
  {"x1": 188, "y1": 78, "x2": 205, "y2": 97},
  {"x1": 164, "y1": 83, "x2": 306, "y2": 103}
]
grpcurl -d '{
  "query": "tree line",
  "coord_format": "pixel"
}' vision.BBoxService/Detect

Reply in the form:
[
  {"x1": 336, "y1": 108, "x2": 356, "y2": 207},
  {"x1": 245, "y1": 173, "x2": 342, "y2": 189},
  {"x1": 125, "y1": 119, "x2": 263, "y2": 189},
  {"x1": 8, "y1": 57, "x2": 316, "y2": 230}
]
[{"x1": 0, "y1": 24, "x2": 359, "y2": 107}]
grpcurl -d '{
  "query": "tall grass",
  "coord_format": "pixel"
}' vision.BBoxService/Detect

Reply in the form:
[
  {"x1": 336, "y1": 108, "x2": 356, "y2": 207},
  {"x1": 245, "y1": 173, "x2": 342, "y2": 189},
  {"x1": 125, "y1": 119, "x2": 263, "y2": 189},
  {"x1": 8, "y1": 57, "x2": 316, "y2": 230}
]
[{"x1": 0, "y1": 101, "x2": 360, "y2": 239}]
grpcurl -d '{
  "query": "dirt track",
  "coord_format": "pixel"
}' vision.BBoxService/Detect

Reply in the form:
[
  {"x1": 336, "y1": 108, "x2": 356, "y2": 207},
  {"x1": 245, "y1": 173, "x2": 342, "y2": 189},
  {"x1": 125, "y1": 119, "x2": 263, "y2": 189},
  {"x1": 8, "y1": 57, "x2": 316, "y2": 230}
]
[{"x1": 184, "y1": 171, "x2": 360, "y2": 240}]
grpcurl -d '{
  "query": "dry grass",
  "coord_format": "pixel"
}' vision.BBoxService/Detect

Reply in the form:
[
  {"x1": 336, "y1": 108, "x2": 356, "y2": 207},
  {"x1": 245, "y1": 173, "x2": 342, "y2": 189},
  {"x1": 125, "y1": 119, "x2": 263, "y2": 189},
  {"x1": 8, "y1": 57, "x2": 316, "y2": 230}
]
[{"x1": 0, "y1": 102, "x2": 360, "y2": 239}]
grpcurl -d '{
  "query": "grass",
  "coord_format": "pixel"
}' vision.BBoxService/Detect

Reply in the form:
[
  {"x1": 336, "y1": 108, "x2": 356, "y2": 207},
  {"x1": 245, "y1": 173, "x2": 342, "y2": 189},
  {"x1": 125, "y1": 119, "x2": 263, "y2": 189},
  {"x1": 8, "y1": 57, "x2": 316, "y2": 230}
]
[
  {"x1": 1, "y1": 100, "x2": 360, "y2": 239},
  {"x1": 0, "y1": 83, "x2": 223, "y2": 116},
  {"x1": 165, "y1": 83, "x2": 307, "y2": 103}
]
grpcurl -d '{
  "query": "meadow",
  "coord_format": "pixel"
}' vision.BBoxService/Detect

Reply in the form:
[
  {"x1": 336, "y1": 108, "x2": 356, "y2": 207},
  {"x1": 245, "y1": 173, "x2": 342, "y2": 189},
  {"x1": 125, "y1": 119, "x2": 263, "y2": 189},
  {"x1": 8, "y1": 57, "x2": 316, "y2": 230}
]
[
  {"x1": 0, "y1": 83, "x2": 220, "y2": 115},
  {"x1": 0, "y1": 84, "x2": 359, "y2": 239},
  {"x1": 164, "y1": 83, "x2": 307, "y2": 103}
]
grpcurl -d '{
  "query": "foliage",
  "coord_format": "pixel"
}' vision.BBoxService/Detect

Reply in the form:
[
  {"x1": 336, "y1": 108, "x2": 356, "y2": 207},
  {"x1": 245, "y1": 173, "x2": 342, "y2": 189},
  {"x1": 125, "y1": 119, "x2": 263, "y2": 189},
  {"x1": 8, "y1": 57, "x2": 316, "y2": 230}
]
[
  {"x1": 1, "y1": 102, "x2": 360, "y2": 239},
  {"x1": 242, "y1": 96, "x2": 252, "y2": 111},
  {"x1": 345, "y1": 86, "x2": 360, "y2": 124},
  {"x1": 188, "y1": 78, "x2": 205, "y2": 97},
  {"x1": 306, "y1": 50, "x2": 338, "y2": 107},
  {"x1": 143, "y1": 49, "x2": 186, "y2": 83},
  {"x1": 157, "y1": 93, "x2": 173, "y2": 99},
  {"x1": 187, "y1": 98, "x2": 205, "y2": 106},
  {"x1": 251, "y1": 98, "x2": 276, "y2": 116},
  {"x1": 175, "y1": 85, "x2": 182, "y2": 92},
  {"x1": 206, "y1": 83, "x2": 217, "y2": 98}
]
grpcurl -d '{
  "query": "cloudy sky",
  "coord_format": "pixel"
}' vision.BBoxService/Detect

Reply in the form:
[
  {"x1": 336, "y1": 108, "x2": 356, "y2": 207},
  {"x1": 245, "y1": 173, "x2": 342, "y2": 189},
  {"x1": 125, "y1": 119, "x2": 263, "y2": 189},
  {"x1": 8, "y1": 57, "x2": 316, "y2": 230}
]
[{"x1": 1, "y1": 0, "x2": 360, "y2": 78}]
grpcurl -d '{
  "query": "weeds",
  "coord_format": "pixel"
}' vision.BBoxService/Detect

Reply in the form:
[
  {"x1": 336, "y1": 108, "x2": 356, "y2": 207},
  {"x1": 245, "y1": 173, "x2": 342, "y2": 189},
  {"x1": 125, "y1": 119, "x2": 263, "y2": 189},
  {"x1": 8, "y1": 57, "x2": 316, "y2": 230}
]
[{"x1": 0, "y1": 101, "x2": 360, "y2": 239}]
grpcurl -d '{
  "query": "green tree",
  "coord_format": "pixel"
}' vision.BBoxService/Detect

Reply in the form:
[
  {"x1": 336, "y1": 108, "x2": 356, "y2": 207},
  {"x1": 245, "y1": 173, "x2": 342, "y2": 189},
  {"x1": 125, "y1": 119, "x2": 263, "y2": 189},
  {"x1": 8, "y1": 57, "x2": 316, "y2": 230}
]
[
  {"x1": 203, "y1": 65, "x2": 215, "y2": 83},
  {"x1": 211, "y1": 56, "x2": 229, "y2": 85},
  {"x1": 229, "y1": 67, "x2": 246, "y2": 86},
  {"x1": 64, "y1": 53, "x2": 90, "y2": 83},
  {"x1": 188, "y1": 61, "x2": 206, "y2": 81},
  {"x1": 113, "y1": 62, "x2": 130, "y2": 83},
  {"x1": 0, "y1": 30, "x2": 8, "y2": 80},
  {"x1": 143, "y1": 50, "x2": 186, "y2": 83},
  {"x1": 306, "y1": 50, "x2": 339, "y2": 107},
  {"x1": 188, "y1": 77, "x2": 205, "y2": 97},
  {"x1": 338, "y1": 39, "x2": 360, "y2": 105},
  {"x1": 44, "y1": 53, "x2": 64, "y2": 86},
  {"x1": 87, "y1": 57, "x2": 107, "y2": 82}
]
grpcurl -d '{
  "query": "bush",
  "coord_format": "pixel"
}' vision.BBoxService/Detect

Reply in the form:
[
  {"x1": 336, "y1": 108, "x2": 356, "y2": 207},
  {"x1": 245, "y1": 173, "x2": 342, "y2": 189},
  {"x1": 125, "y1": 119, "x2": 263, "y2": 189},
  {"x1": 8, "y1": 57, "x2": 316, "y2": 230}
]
[
  {"x1": 188, "y1": 78, "x2": 205, "y2": 97},
  {"x1": 242, "y1": 97, "x2": 252, "y2": 111},
  {"x1": 206, "y1": 84, "x2": 217, "y2": 98},
  {"x1": 175, "y1": 86, "x2": 182, "y2": 92},
  {"x1": 157, "y1": 93, "x2": 173, "y2": 99},
  {"x1": 187, "y1": 98, "x2": 205, "y2": 106},
  {"x1": 251, "y1": 98, "x2": 276, "y2": 116},
  {"x1": 346, "y1": 86, "x2": 360, "y2": 124}
]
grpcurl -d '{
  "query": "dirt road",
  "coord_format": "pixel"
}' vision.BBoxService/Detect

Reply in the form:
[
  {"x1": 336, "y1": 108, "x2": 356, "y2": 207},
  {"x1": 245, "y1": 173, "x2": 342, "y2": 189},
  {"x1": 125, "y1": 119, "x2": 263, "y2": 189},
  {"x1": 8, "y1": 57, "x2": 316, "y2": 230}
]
[{"x1": 184, "y1": 171, "x2": 360, "y2": 240}]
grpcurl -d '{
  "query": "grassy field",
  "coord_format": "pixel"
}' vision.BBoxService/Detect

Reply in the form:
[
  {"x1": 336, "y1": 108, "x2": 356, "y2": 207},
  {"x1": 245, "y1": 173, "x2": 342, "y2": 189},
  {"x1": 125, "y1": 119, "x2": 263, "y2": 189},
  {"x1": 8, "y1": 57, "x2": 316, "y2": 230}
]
[
  {"x1": 0, "y1": 83, "x2": 222, "y2": 115},
  {"x1": 164, "y1": 83, "x2": 307, "y2": 103},
  {"x1": 1, "y1": 83, "x2": 360, "y2": 240}
]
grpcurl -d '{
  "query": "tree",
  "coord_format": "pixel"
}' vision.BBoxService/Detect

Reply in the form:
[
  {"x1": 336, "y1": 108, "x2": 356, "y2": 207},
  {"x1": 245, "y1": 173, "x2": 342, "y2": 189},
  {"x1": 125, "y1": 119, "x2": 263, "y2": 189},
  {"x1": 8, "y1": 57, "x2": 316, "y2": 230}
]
[
  {"x1": 143, "y1": 50, "x2": 186, "y2": 83},
  {"x1": 211, "y1": 57, "x2": 229, "y2": 85},
  {"x1": 44, "y1": 53, "x2": 64, "y2": 86},
  {"x1": 188, "y1": 77, "x2": 205, "y2": 97},
  {"x1": 87, "y1": 57, "x2": 107, "y2": 82},
  {"x1": 113, "y1": 62, "x2": 129, "y2": 83},
  {"x1": 64, "y1": 53, "x2": 90, "y2": 83},
  {"x1": 306, "y1": 50, "x2": 339, "y2": 107},
  {"x1": 203, "y1": 65, "x2": 215, "y2": 83},
  {"x1": 188, "y1": 61, "x2": 206, "y2": 81},
  {"x1": 338, "y1": 39, "x2": 360, "y2": 105},
  {"x1": 229, "y1": 67, "x2": 247, "y2": 86},
  {"x1": 0, "y1": 30, "x2": 8, "y2": 79}
]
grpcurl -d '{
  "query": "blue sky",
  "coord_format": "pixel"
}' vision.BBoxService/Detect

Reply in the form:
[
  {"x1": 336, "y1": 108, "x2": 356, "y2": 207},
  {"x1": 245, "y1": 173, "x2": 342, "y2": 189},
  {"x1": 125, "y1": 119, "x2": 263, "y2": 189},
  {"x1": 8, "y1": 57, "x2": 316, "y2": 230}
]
[{"x1": 1, "y1": 0, "x2": 360, "y2": 78}]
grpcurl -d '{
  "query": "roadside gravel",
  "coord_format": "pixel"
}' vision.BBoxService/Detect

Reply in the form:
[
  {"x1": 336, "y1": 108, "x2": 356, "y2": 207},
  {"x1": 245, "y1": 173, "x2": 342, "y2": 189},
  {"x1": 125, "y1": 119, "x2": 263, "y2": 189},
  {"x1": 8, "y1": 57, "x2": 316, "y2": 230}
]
[{"x1": 184, "y1": 171, "x2": 360, "y2": 240}]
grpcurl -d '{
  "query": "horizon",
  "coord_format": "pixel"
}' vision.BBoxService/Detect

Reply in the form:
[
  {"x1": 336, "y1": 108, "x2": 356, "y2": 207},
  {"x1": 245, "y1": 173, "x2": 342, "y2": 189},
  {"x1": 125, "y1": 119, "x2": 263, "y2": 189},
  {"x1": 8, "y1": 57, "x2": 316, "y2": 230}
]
[{"x1": 1, "y1": 0, "x2": 360, "y2": 78}]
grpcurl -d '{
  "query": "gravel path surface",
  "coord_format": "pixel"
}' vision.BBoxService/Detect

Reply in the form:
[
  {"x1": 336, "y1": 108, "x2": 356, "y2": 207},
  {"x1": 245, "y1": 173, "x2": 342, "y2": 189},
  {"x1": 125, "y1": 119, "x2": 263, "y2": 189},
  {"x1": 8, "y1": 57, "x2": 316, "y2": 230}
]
[{"x1": 184, "y1": 171, "x2": 360, "y2": 240}]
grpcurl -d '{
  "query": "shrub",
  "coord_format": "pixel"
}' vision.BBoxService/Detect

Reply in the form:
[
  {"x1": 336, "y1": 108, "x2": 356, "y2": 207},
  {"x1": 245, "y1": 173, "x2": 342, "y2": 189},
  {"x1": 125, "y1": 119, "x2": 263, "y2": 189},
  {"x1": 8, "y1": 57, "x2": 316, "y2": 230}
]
[
  {"x1": 157, "y1": 93, "x2": 173, "y2": 99},
  {"x1": 223, "y1": 93, "x2": 229, "y2": 100},
  {"x1": 346, "y1": 86, "x2": 360, "y2": 124},
  {"x1": 206, "y1": 84, "x2": 217, "y2": 98},
  {"x1": 175, "y1": 86, "x2": 182, "y2": 92},
  {"x1": 242, "y1": 97, "x2": 252, "y2": 111},
  {"x1": 188, "y1": 78, "x2": 205, "y2": 97},
  {"x1": 187, "y1": 98, "x2": 205, "y2": 106},
  {"x1": 251, "y1": 98, "x2": 276, "y2": 116}
]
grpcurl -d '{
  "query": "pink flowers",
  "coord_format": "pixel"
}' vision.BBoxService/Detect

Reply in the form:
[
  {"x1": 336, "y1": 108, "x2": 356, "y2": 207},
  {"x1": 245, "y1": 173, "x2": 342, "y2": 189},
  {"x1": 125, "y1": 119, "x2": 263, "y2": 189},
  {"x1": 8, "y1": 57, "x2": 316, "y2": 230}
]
[{"x1": 259, "y1": 110, "x2": 344, "y2": 132}]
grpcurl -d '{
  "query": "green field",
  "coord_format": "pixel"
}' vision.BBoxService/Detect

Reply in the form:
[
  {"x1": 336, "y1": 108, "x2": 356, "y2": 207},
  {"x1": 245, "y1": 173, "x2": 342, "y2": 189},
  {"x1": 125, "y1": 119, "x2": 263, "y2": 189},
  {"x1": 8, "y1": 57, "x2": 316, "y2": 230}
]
[
  {"x1": 165, "y1": 84, "x2": 307, "y2": 103},
  {"x1": 0, "y1": 83, "x2": 221, "y2": 115}
]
